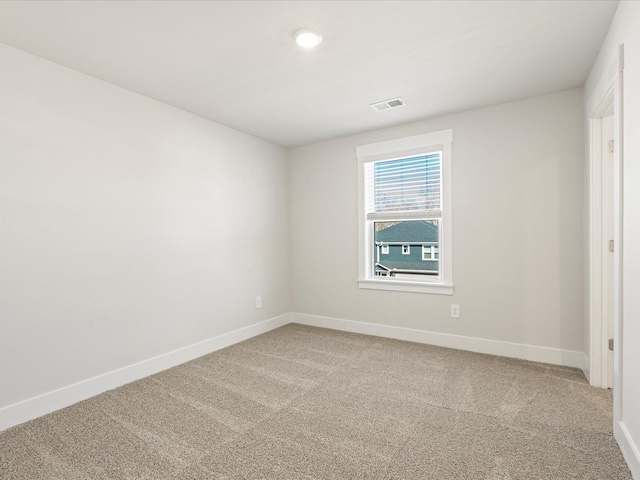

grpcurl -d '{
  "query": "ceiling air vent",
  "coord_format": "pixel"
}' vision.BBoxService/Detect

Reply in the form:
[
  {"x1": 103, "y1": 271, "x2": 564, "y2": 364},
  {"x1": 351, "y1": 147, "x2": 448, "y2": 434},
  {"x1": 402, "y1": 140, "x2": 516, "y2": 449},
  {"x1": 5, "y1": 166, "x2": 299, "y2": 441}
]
[{"x1": 371, "y1": 97, "x2": 406, "y2": 112}]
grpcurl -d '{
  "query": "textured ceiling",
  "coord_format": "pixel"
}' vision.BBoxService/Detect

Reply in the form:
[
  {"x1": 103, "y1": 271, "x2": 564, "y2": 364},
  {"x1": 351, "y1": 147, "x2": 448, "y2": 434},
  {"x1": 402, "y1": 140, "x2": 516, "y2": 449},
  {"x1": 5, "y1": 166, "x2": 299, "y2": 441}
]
[{"x1": 0, "y1": 1, "x2": 618, "y2": 147}]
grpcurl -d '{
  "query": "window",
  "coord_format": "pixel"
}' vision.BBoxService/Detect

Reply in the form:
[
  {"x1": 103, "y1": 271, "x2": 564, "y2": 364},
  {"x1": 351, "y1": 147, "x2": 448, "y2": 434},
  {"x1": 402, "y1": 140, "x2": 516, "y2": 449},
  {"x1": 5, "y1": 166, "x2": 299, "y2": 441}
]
[
  {"x1": 357, "y1": 129, "x2": 453, "y2": 294},
  {"x1": 422, "y1": 245, "x2": 440, "y2": 261}
]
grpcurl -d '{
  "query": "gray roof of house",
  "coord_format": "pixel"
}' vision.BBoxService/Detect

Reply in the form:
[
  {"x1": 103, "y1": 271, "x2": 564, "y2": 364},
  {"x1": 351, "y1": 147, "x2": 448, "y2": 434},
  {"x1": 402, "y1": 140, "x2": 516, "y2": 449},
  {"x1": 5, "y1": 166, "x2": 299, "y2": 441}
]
[{"x1": 374, "y1": 220, "x2": 439, "y2": 243}]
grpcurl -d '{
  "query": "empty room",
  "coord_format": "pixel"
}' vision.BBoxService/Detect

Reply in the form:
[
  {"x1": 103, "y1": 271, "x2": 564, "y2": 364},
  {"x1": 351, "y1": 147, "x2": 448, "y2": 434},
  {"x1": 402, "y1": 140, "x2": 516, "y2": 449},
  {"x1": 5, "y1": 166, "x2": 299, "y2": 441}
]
[{"x1": 1, "y1": 1, "x2": 639, "y2": 478}]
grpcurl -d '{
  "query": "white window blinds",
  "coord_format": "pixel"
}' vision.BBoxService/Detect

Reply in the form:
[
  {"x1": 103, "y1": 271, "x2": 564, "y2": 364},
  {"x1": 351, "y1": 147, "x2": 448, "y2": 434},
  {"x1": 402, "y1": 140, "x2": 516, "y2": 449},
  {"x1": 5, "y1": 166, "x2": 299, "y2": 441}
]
[{"x1": 365, "y1": 153, "x2": 442, "y2": 220}]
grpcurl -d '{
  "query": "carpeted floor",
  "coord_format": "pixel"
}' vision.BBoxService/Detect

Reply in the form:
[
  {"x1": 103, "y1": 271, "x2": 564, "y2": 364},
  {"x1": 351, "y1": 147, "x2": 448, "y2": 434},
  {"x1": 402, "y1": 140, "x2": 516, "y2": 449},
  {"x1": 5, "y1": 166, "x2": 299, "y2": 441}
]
[{"x1": 0, "y1": 323, "x2": 631, "y2": 479}]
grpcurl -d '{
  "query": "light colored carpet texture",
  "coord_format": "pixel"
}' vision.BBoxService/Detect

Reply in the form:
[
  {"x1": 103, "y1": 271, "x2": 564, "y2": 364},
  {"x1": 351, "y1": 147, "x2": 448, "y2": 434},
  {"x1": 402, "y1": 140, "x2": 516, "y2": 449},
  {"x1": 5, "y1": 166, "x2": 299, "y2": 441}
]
[{"x1": 0, "y1": 324, "x2": 631, "y2": 479}]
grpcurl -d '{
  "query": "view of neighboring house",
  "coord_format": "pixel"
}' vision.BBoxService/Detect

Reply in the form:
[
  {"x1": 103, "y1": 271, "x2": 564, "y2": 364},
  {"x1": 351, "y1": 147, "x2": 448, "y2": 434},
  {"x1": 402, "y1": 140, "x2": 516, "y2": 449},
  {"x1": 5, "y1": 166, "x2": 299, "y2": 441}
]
[{"x1": 374, "y1": 220, "x2": 439, "y2": 276}]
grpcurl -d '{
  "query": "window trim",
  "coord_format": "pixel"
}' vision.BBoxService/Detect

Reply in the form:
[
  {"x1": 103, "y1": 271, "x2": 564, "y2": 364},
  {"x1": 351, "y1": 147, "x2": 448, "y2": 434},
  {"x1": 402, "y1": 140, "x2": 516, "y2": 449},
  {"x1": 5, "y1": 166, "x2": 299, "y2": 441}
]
[
  {"x1": 356, "y1": 129, "x2": 453, "y2": 295},
  {"x1": 402, "y1": 244, "x2": 410, "y2": 255},
  {"x1": 381, "y1": 244, "x2": 389, "y2": 255}
]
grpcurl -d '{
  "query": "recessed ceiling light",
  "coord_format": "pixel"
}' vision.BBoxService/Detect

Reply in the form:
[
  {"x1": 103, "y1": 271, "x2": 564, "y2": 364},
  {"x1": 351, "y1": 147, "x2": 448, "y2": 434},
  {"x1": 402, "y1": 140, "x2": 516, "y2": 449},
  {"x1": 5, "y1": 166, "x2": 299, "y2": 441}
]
[{"x1": 293, "y1": 28, "x2": 323, "y2": 48}]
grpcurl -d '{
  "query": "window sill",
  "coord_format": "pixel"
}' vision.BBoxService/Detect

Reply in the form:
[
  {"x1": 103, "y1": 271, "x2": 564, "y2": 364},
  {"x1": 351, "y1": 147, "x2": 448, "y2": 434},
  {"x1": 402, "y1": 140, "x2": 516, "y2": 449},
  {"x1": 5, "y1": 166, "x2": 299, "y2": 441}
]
[{"x1": 357, "y1": 278, "x2": 454, "y2": 295}]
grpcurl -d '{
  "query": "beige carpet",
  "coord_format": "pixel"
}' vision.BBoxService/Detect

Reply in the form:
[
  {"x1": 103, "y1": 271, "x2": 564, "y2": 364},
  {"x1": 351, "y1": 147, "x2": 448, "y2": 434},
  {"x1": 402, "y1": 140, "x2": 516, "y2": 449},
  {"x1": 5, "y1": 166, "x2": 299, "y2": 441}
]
[{"x1": 0, "y1": 324, "x2": 631, "y2": 479}]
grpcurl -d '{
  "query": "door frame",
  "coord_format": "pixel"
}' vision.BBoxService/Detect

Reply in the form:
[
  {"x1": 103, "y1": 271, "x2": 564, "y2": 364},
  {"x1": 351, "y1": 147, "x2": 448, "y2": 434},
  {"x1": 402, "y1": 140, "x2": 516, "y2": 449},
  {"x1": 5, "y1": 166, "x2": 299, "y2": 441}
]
[{"x1": 586, "y1": 45, "x2": 623, "y2": 417}]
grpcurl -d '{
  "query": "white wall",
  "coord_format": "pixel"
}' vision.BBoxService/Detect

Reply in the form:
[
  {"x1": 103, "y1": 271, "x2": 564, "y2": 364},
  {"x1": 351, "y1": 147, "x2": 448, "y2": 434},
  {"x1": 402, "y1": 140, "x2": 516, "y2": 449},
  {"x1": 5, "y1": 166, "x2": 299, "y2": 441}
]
[
  {"x1": 289, "y1": 89, "x2": 584, "y2": 353},
  {"x1": 0, "y1": 43, "x2": 290, "y2": 410},
  {"x1": 585, "y1": 1, "x2": 640, "y2": 476}
]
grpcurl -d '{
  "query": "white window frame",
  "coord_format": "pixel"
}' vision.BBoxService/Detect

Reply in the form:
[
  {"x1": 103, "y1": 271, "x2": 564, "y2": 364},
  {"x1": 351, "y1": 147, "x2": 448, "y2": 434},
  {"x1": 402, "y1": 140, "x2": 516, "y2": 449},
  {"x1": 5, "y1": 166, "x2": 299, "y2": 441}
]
[
  {"x1": 402, "y1": 244, "x2": 410, "y2": 255},
  {"x1": 357, "y1": 129, "x2": 453, "y2": 295},
  {"x1": 381, "y1": 244, "x2": 389, "y2": 254}
]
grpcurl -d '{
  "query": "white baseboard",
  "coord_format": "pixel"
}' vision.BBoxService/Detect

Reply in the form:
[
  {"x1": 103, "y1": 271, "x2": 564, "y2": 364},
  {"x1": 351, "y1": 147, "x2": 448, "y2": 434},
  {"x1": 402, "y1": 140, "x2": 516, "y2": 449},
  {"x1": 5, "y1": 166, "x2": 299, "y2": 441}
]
[
  {"x1": 0, "y1": 313, "x2": 291, "y2": 433},
  {"x1": 291, "y1": 313, "x2": 585, "y2": 369},
  {"x1": 0, "y1": 311, "x2": 590, "y2": 434},
  {"x1": 582, "y1": 352, "x2": 590, "y2": 383},
  {"x1": 616, "y1": 420, "x2": 640, "y2": 479}
]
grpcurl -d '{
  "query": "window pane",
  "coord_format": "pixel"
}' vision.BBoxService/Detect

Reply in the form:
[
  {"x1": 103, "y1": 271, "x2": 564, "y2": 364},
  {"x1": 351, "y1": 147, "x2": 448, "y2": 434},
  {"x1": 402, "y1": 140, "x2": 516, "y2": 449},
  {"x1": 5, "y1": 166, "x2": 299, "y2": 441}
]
[
  {"x1": 373, "y1": 220, "x2": 439, "y2": 277},
  {"x1": 374, "y1": 153, "x2": 441, "y2": 213}
]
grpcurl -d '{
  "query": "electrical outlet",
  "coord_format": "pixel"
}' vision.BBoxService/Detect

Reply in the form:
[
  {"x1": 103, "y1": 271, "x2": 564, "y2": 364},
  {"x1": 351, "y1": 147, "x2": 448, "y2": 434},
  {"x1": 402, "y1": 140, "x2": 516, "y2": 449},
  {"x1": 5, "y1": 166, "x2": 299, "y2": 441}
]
[
  {"x1": 450, "y1": 304, "x2": 460, "y2": 319},
  {"x1": 255, "y1": 296, "x2": 262, "y2": 309}
]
